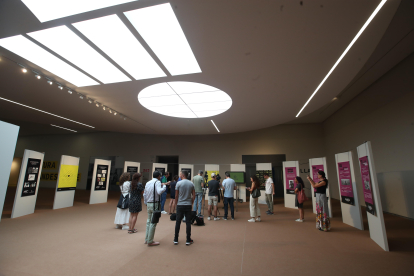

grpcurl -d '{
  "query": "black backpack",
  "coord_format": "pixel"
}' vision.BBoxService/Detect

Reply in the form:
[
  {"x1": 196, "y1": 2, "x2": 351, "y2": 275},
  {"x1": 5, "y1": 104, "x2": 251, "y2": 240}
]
[
  {"x1": 170, "y1": 213, "x2": 176, "y2": 221},
  {"x1": 194, "y1": 215, "x2": 205, "y2": 226}
]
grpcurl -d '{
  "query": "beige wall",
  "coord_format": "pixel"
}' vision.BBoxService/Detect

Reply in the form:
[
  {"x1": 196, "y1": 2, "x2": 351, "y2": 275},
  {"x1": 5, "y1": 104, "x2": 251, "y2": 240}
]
[{"x1": 323, "y1": 54, "x2": 414, "y2": 219}]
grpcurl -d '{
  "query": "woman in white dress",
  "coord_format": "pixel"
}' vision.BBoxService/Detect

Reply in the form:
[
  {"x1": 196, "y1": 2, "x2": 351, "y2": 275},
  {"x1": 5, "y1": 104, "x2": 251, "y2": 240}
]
[{"x1": 114, "y1": 173, "x2": 131, "y2": 230}]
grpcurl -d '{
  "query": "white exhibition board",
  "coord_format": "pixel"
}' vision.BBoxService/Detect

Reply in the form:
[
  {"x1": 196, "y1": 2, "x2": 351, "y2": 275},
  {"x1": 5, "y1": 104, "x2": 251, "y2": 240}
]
[
  {"x1": 124, "y1": 161, "x2": 140, "y2": 179},
  {"x1": 0, "y1": 121, "x2": 19, "y2": 222},
  {"x1": 357, "y1": 141, "x2": 389, "y2": 251},
  {"x1": 230, "y1": 164, "x2": 246, "y2": 202},
  {"x1": 11, "y1": 149, "x2": 44, "y2": 218},
  {"x1": 256, "y1": 163, "x2": 271, "y2": 204},
  {"x1": 89, "y1": 159, "x2": 111, "y2": 205},
  {"x1": 152, "y1": 163, "x2": 168, "y2": 177},
  {"x1": 309, "y1": 157, "x2": 333, "y2": 217},
  {"x1": 335, "y1": 151, "x2": 364, "y2": 230},
  {"x1": 205, "y1": 164, "x2": 219, "y2": 200},
  {"x1": 283, "y1": 161, "x2": 299, "y2": 209},
  {"x1": 53, "y1": 155, "x2": 80, "y2": 210},
  {"x1": 179, "y1": 164, "x2": 194, "y2": 180}
]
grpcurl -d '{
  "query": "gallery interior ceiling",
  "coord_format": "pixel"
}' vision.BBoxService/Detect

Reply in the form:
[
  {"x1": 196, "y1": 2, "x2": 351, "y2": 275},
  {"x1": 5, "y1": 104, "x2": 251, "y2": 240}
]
[{"x1": 0, "y1": 0, "x2": 412, "y2": 136}]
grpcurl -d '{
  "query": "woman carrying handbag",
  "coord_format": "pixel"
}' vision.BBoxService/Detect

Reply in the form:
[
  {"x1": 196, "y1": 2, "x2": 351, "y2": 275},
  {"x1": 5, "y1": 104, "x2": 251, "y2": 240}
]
[
  {"x1": 246, "y1": 175, "x2": 262, "y2": 222},
  {"x1": 114, "y1": 173, "x2": 131, "y2": 230},
  {"x1": 294, "y1": 176, "x2": 307, "y2": 222}
]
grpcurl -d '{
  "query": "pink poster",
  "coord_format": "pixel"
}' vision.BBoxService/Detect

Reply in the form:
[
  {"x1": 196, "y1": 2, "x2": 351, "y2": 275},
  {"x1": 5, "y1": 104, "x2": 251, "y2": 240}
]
[
  {"x1": 285, "y1": 167, "x2": 296, "y2": 195},
  {"x1": 359, "y1": 156, "x2": 376, "y2": 215},
  {"x1": 312, "y1": 164, "x2": 324, "y2": 197},
  {"x1": 337, "y1": 161, "x2": 354, "y2": 205}
]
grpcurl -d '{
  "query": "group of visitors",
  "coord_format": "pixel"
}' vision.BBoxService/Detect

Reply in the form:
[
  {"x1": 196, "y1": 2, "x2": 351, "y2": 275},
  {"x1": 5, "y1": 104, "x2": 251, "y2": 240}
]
[{"x1": 114, "y1": 167, "x2": 331, "y2": 247}]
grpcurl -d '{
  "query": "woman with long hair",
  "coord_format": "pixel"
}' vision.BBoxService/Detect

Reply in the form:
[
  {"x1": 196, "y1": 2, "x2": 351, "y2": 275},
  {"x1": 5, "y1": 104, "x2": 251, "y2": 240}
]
[
  {"x1": 168, "y1": 175, "x2": 179, "y2": 214},
  {"x1": 246, "y1": 175, "x2": 261, "y2": 222},
  {"x1": 114, "y1": 172, "x2": 131, "y2": 230},
  {"x1": 128, "y1": 173, "x2": 144, "y2": 234},
  {"x1": 307, "y1": 171, "x2": 330, "y2": 231},
  {"x1": 294, "y1": 176, "x2": 305, "y2": 222}
]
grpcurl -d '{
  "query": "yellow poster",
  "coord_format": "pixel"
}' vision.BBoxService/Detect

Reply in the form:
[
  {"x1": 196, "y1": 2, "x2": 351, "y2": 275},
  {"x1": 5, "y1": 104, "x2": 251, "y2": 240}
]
[
  {"x1": 206, "y1": 171, "x2": 220, "y2": 182},
  {"x1": 57, "y1": 165, "x2": 79, "y2": 191}
]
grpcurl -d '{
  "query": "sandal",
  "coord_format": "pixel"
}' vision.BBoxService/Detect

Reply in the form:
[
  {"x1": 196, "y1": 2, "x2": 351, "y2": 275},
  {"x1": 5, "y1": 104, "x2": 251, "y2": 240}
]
[{"x1": 128, "y1": 230, "x2": 133, "y2": 234}]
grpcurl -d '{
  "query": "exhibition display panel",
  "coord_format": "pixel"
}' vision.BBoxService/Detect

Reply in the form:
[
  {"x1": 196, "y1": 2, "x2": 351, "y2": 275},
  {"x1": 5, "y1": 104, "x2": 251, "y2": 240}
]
[
  {"x1": 230, "y1": 164, "x2": 246, "y2": 202},
  {"x1": 335, "y1": 151, "x2": 363, "y2": 230},
  {"x1": 152, "y1": 163, "x2": 168, "y2": 178},
  {"x1": 124, "y1": 161, "x2": 140, "y2": 181},
  {"x1": 53, "y1": 155, "x2": 80, "y2": 210},
  {"x1": 256, "y1": 163, "x2": 271, "y2": 204},
  {"x1": 357, "y1": 142, "x2": 389, "y2": 251},
  {"x1": 11, "y1": 149, "x2": 44, "y2": 218},
  {"x1": 0, "y1": 120, "x2": 19, "y2": 223},
  {"x1": 309, "y1": 157, "x2": 332, "y2": 217},
  {"x1": 179, "y1": 164, "x2": 194, "y2": 180},
  {"x1": 282, "y1": 161, "x2": 299, "y2": 209},
  {"x1": 89, "y1": 159, "x2": 112, "y2": 205}
]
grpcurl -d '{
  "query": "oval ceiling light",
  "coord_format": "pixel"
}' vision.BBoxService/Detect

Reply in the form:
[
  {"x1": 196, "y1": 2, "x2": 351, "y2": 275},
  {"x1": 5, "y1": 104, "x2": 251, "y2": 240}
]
[{"x1": 138, "y1": 82, "x2": 232, "y2": 118}]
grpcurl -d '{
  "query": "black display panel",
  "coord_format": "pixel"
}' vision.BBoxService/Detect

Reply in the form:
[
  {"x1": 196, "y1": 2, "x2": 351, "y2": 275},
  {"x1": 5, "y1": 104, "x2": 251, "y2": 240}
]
[
  {"x1": 126, "y1": 166, "x2": 138, "y2": 181},
  {"x1": 94, "y1": 164, "x2": 109, "y2": 191},
  {"x1": 21, "y1": 158, "x2": 41, "y2": 197},
  {"x1": 181, "y1": 168, "x2": 192, "y2": 179}
]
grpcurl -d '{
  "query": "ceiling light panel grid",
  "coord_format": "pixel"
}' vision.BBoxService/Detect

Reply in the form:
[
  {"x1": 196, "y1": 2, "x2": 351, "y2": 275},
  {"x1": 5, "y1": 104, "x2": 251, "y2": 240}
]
[
  {"x1": 72, "y1": 14, "x2": 166, "y2": 80},
  {"x1": 0, "y1": 35, "x2": 98, "y2": 87},
  {"x1": 125, "y1": 3, "x2": 202, "y2": 76},
  {"x1": 28, "y1": 26, "x2": 130, "y2": 85}
]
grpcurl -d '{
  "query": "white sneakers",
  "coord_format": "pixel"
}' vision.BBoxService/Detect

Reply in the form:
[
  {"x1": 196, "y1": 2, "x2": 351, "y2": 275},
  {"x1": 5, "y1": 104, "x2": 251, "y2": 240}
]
[
  {"x1": 256, "y1": 217, "x2": 261, "y2": 222},
  {"x1": 207, "y1": 216, "x2": 211, "y2": 221},
  {"x1": 161, "y1": 211, "x2": 168, "y2": 215},
  {"x1": 214, "y1": 217, "x2": 220, "y2": 221},
  {"x1": 295, "y1": 219, "x2": 304, "y2": 222},
  {"x1": 248, "y1": 218, "x2": 255, "y2": 222}
]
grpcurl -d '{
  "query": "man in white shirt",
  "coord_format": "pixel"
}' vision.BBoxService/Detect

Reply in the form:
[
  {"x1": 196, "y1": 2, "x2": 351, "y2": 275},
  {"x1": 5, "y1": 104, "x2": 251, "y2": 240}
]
[
  {"x1": 264, "y1": 173, "x2": 275, "y2": 215},
  {"x1": 222, "y1": 172, "x2": 237, "y2": 220},
  {"x1": 144, "y1": 171, "x2": 166, "y2": 247}
]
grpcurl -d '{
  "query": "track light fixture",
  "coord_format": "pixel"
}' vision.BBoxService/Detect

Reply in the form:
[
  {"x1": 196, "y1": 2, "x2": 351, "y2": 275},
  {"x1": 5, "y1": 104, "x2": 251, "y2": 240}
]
[
  {"x1": 79, "y1": 95, "x2": 84, "y2": 99},
  {"x1": 88, "y1": 99, "x2": 92, "y2": 103},
  {"x1": 58, "y1": 85, "x2": 63, "y2": 90},
  {"x1": 47, "y1": 80, "x2": 53, "y2": 85},
  {"x1": 22, "y1": 68, "x2": 27, "y2": 73},
  {"x1": 114, "y1": 112, "x2": 117, "y2": 116},
  {"x1": 109, "y1": 109, "x2": 112, "y2": 114},
  {"x1": 36, "y1": 75, "x2": 41, "y2": 79},
  {"x1": 95, "y1": 102, "x2": 100, "y2": 107},
  {"x1": 68, "y1": 90, "x2": 72, "y2": 94},
  {"x1": 103, "y1": 106, "x2": 106, "y2": 111}
]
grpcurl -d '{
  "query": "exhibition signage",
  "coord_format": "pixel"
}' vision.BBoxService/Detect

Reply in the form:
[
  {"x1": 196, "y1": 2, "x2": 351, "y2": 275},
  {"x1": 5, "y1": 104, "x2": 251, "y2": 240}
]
[
  {"x1": 155, "y1": 167, "x2": 166, "y2": 176},
  {"x1": 126, "y1": 166, "x2": 138, "y2": 180},
  {"x1": 337, "y1": 161, "x2": 354, "y2": 205},
  {"x1": 311, "y1": 164, "x2": 324, "y2": 197},
  {"x1": 285, "y1": 167, "x2": 296, "y2": 194},
  {"x1": 359, "y1": 156, "x2": 376, "y2": 215},
  {"x1": 205, "y1": 170, "x2": 219, "y2": 184},
  {"x1": 56, "y1": 165, "x2": 79, "y2": 191},
  {"x1": 21, "y1": 158, "x2": 41, "y2": 197},
  {"x1": 94, "y1": 164, "x2": 109, "y2": 191},
  {"x1": 256, "y1": 170, "x2": 273, "y2": 184}
]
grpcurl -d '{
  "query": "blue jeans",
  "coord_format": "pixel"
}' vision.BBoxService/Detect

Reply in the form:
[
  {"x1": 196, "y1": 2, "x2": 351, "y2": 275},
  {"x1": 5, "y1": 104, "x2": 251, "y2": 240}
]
[
  {"x1": 193, "y1": 192, "x2": 203, "y2": 215},
  {"x1": 224, "y1": 197, "x2": 234, "y2": 219},
  {"x1": 161, "y1": 191, "x2": 167, "y2": 211}
]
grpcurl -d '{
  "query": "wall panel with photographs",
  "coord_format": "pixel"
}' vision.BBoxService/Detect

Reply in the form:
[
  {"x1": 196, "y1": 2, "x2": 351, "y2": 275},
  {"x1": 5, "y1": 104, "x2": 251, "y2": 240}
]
[
  {"x1": 282, "y1": 161, "x2": 299, "y2": 209},
  {"x1": 89, "y1": 159, "x2": 112, "y2": 205}
]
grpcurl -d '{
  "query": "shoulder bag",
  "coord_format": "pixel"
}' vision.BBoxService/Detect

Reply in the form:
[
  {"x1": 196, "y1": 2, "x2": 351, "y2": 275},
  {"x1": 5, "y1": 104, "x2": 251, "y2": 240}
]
[
  {"x1": 117, "y1": 185, "x2": 129, "y2": 209},
  {"x1": 298, "y1": 186, "x2": 308, "y2": 204},
  {"x1": 151, "y1": 181, "x2": 162, "y2": 224},
  {"x1": 252, "y1": 187, "x2": 261, "y2": 198}
]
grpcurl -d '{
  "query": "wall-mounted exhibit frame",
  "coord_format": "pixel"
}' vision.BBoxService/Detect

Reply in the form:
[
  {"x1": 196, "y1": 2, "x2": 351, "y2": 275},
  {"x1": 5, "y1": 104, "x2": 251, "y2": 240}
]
[
  {"x1": 124, "y1": 161, "x2": 140, "y2": 181},
  {"x1": 256, "y1": 163, "x2": 271, "y2": 204},
  {"x1": 230, "y1": 164, "x2": 246, "y2": 202},
  {"x1": 11, "y1": 149, "x2": 44, "y2": 218},
  {"x1": 357, "y1": 141, "x2": 389, "y2": 251},
  {"x1": 335, "y1": 151, "x2": 363, "y2": 230},
  {"x1": 205, "y1": 164, "x2": 219, "y2": 200},
  {"x1": 89, "y1": 159, "x2": 111, "y2": 205},
  {"x1": 309, "y1": 157, "x2": 333, "y2": 217},
  {"x1": 0, "y1": 120, "x2": 19, "y2": 222},
  {"x1": 179, "y1": 164, "x2": 194, "y2": 180},
  {"x1": 152, "y1": 163, "x2": 168, "y2": 178},
  {"x1": 53, "y1": 155, "x2": 80, "y2": 210},
  {"x1": 283, "y1": 161, "x2": 299, "y2": 209}
]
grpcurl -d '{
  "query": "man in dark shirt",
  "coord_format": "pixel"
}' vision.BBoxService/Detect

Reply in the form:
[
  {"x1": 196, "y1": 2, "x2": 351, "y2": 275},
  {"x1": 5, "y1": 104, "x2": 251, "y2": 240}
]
[{"x1": 207, "y1": 173, "x2": 221, "y2": 221}]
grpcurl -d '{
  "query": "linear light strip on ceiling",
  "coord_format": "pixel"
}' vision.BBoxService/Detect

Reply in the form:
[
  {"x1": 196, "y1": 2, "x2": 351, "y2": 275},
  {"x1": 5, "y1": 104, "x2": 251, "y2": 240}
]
[
  {"x1": 72, "y1": 14, "x2": 166, "y2": 80},
  {"x1": 124, "y1": 3, "x2": 202, "y2": 76},
  {"x1": 211, "y1": 120, "x2": 220, "y2": 132},
  {"x1": 51, "y1": 124, "x2": 77, "y2": 132},
  {"x1": 0, "y1": 35, "x2": 99, "y2": 87},
  {"x1": 21, "y1": 0, "x2": 139, "y2": 23},
  {"x1": 28, "y1": 26, "x2": 130, "y2": 84},
  {"x1": 0, "y1": 97, "x2": 95, "y2": 128},
  {"x1": 296, "y1": 0, "x2": 387, "y2": 117}
]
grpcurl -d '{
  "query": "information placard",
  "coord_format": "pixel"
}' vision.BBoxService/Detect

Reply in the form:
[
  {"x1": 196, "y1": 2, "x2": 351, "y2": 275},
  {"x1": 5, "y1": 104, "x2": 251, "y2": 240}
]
[
  {"x1": 94, "y1": 164, "x2": 109, "y2": 191},
  {"x1": 359, "y1": 156, "x2": 376, "y2": 215},
  {"x1": 311, "y1": 164, "x2": 324, "y2": 197},
  {"x1": 285, "y1": 167, "x2": 296, "y2": 194},
  {"x1": 181, "y1": 168, "x2": 192, "y2": 179},
  {"x1": 337, "y1": 161, "x2": 354, "y2": 205},
  {"x1": 57, "y1": 165, "x2": 79, "y2": 191},
  {"x1": 255, "y1": 170, "x2": 272, "y2": 190},
  {"x1": 126, "y1": 166, "x2": 138, "y2": 181},
  {"x1": 155, "y1": 167, "x2": 166, "y2": 176},
  {"x1": 21, "y1": 158, "x2": 41, "y2": 197}
]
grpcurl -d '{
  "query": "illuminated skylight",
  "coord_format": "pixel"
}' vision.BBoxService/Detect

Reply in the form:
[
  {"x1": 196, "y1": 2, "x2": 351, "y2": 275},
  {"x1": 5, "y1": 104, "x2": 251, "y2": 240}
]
[
  {"x1": 0, "y1": 96, "x2": 95, "y2": 128},
  {"x1": 125, "y1": 3, "x2": 201, "y2": 76},
  {"x1": 28, "y1": 26, "x2": 130, "y2": 84},
  {"x1": 138, "y1": 82, "x2": 232, "y2": 118},
  {"x1": 21, "y1": 0, "x2": 139, "y2": 23},
  {"x1": 73, "y1": 14, "x2": 166, "y2": 80},
  {"x1": 296, "y1": 0, "x2": 387, "y2": 117},
  {"x1": 0, "y1": 35, "x2": 98, "y2": 87}
]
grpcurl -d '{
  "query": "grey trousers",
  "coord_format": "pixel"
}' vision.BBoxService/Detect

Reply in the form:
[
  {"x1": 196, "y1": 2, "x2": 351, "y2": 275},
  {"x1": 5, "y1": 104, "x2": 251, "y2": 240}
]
[
  {"x1": 265, "y1": 194, "x2": 273, "y2": 213},
  {"x1": 145, "y1": 203, "x2": 159, "y2": 244}
]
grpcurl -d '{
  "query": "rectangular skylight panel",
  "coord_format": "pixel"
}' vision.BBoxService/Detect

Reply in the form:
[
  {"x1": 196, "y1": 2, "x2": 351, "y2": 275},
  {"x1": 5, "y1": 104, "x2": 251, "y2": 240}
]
[
  {"x1": 188, "y1": 102, "x2": 232, "y2": 112},
  {"x1": 138, "y1": 82, "x2": 176, "y2": 98},
  {"x1": 28, "y1": 26, "x2": 130, "y2": 84},
  {"x1": 124, "y1": 3, "x2": 202, "y2": 76},
  {"x1": 21, "y1": 0, "x2": 139, "y2": 23},
  {"x1": 0, "y1": 35, "x2": 98, "y2": 87},
  {"x1": 139, "y1": 95, "x2": 185, "y2": 107},
  {"x1": 148, "y1": 105, "x2": 194, "y2": 115},
  {"x1": 180, "y1": 91, "x2": 232, "y2": 104},
  {"x1": 73, "y1": 15, "x2": 166, "y2": 80},
  {"x1": 168, "y1": 82, "x2": 217, "y2": 94}
]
